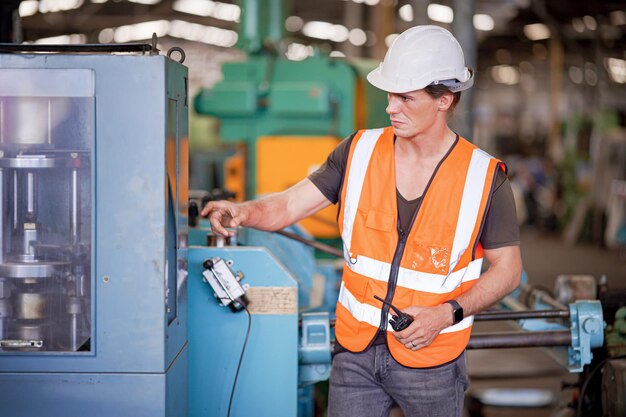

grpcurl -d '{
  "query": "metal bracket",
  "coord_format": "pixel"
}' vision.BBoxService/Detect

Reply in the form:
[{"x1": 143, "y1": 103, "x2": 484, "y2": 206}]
[
  {"x1": 298, "y1": 312, "x2": 332, "y2": 385},
  {"x1": 568, "y1": 300, "x2": 604, "y2": 372}
]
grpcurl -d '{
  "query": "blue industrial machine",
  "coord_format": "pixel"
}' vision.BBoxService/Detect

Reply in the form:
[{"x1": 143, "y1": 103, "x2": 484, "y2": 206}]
[
  {"x1": 187, "y1": 224, "x2": 335, "y2": 417},
  {"x1": 0, "y1": 42, "x2": 189, "y2": 417}
]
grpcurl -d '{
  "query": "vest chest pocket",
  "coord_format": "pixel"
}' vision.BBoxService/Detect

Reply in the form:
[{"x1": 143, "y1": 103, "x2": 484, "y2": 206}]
[
  {"x1": 405, "y1": 241, "x2": 451, "y2": 275},
  {"x1": 365, "y1": 210, "x2": 394, "y2": 232}
]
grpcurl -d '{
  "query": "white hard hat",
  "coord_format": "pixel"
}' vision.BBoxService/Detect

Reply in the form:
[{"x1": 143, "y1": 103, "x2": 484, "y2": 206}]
[{"x1": 367, "y1": 25, "x2": 474, "y2": 94}]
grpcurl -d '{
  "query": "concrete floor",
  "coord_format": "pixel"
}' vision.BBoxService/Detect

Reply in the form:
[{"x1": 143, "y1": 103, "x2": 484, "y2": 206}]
[{"x1": 463, "y1": 227, "x2": 625, "y2": 417}]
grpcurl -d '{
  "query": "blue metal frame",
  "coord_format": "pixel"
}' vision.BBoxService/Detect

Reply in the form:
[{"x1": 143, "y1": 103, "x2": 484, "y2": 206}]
[{"x1": 0, "y1": 53, "x2": 188, "y2": 417}]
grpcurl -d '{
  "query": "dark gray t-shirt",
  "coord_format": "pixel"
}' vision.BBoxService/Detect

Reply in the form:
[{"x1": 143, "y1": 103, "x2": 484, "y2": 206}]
[{"x1": 308, "y1": 134, "x2": 520, "y2": 249}]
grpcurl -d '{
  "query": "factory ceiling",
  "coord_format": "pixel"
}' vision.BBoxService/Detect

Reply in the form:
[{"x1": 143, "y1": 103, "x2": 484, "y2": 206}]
[{"x1": 5, "y1": 0, "x2": 626, "y2": 69}]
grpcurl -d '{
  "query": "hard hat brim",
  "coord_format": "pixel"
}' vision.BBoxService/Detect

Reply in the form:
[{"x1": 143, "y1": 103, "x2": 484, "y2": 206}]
[{"x1": 366, "y1": 67, "x2": 429, "y2": 94}]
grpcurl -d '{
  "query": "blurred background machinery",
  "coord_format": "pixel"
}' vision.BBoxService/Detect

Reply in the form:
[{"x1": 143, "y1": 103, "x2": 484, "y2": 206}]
[{"x1": 0, "y1": 43, "x2": 189, "y2": 417}]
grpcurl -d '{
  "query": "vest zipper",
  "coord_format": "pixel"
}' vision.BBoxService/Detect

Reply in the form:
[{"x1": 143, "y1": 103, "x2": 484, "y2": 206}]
[{"x1": 362, "y1": 135, "x2": 460, "y2": 351}]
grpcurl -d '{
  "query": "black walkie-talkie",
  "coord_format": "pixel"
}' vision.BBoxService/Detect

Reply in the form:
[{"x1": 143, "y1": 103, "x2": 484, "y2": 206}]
[{"x1": 373, "y1": 295, "x2": 414, "y2": 331}]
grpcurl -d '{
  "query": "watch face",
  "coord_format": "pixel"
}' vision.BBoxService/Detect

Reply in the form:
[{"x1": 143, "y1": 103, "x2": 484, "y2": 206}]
[{"x1": 453, "y1": 308, "x2": 463, "y2": 323}]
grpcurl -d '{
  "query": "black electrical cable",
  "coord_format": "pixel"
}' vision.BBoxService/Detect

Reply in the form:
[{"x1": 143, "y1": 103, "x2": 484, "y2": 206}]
[
  {"x1": 227, "y1": 306, "x2": 252, "y2": 417},
  {"x1": 576, "y1": 354, "x2": 626, "y2": 417}
]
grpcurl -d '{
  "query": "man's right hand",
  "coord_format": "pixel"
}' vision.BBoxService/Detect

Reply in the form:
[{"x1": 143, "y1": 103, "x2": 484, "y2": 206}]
[{"x1": 200, "y1": 200, "x2": 248, "y2": 237}]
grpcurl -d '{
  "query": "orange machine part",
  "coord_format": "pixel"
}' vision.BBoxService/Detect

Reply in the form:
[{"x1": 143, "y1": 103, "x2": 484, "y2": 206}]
[
  {"x1": 224, "y1": 145, "x2": 246, "y2": 202},
  {"x1": 256, "y1": 135, "x2": 340, "y2": 238}
]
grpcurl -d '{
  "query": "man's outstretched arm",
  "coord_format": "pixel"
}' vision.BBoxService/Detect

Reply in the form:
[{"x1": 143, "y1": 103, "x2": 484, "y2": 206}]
[{"x1": 201, "y1": 178, "x2": 332, "y2": 237}]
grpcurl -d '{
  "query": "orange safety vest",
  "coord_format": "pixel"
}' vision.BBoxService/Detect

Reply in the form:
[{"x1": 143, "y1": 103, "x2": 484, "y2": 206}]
[{"x1": 335, "y1": 126, "x2": 505, "y2": 368}]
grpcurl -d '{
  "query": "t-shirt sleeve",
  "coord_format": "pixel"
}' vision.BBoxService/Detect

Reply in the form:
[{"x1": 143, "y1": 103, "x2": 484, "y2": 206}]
[
  {"x1": 307, "y1": 133, "x2": 355, "y2": 204},
  {"x1": 480, "y1": 169, "x2": 521, "y2": 249}
]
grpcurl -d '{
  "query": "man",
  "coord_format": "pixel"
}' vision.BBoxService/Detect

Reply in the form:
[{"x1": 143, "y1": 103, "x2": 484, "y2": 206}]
[{"x1": 203, "y1": 25, "x2": 522, "y2": 417}]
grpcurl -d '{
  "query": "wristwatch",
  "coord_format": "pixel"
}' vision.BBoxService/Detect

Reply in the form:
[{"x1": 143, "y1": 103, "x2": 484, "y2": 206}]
[{"x1": 445, "y1": 300, "x2": 464, "y2": 324}]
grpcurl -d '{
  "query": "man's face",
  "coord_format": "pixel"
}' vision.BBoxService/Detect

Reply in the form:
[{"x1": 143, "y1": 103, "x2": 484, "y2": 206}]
[{"x1": 385, "y1": 89, "x2": 441, "y2": 140}]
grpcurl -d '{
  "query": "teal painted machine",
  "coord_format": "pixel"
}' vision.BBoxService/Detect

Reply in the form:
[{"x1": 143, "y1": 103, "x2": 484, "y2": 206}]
[{"x1": 192, "y1": 0, "x2": 388, "y2": 207}]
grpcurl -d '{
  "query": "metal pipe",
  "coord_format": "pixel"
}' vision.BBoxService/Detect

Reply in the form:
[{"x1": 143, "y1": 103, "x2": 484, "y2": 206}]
[
  {"x1": 474, "y1": 309, "x2": 570, "y2": 321},
  {"x1": 26, "y1": 171, "x2": 36, "y2": 219},
  {"x1": 466, "y1": 330, "x2": 571, "y2": 349},
  {"x1": 12, "y1": 170, "x2": 17, "y2": 229},
  {"x1": 274, "y1": 229, "x2": 343, "y2": 258},
  {"x1": 0, "y1": 43, "x2": 155, "y2": 54},
  {"x1": 70, "y1": 168, "x2": 79, "y2": 244},
  {"x1": 0, "y1": 168, "x2": 4, "y2": 263}
]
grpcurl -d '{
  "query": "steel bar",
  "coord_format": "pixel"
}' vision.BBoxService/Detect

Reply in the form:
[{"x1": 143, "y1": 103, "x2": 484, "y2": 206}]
[
  {"x1": 474, "y1": 309, "x2": 570, "y2": 321},
  {"x1": 0, "y1": 43, "x2": 154, "y2": 54},
  {"x1": 275, "y1": 229, "x2": 343, "y2": 258},
  {"x1": 467, "y1": 330, "x2": 571, "y2": 349}
]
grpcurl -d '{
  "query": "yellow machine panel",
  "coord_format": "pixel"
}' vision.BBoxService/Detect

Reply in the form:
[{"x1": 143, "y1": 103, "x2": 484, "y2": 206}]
[{"x1": 256, "y1": 135, "x2": 340, "y2": 238}]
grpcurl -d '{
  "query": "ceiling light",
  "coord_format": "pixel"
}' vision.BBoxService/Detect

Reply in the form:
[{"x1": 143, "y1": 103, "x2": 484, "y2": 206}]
[
  {"x1": 169, "y1": 20, "x2": 238, "y2": 47},
  {"x1": 523, "y1": 23, "x2": 550, "y2": 41},
  {"x1": 330, "y1": 51, "x2": 346, "y2": 58},
  {"x1": 571, "y1": 18, "x2": 585, "y2": 33},
  {"x1": 330, "y1": 25, "x2": 349, "y2": 43},
  {"x1": 399, "y1": 4, "x2": 413, "y2": 22},
  {"x1": 473, "y1": 14, "x2": 494, "y2": 31},
  {"x1": 583, "y1": 15, "x2": 597, "y2": 31},
  {"x1": 128, "y1": 0, "x2": 161, "y2": 4},
  {"x1": 427, "y1": 4, "x2": 453, "y2": 24},
  {"x1": 363, "y1": 0, "x2": 379, "y2": 5},
  {"x1": 605, "y1": 57, "x2": 626, "y2": 84},
  {"x1": 609, "y1": 10, "x2": 626, "y2": 26},
  {"x1": 385, "y1": 33, "x2": 398, "y2": 48},
  {"x1": 19, "y1": 1, "x2": 38, "y2": 16},
  {"x1": 35, "y1": 34, "x2": 87, "y2": 44},
  {"x1": 98, "y1": 28, "x2": 115, "y2": 43},
  {"x1": 285, "y1": 43, "x2": 313, "y2": 61},
  {"x1": 348, "y1": 28, "x2": 367, "y2": 46},
  {"x1": 584, "y1": 62, "x2": 597, "y2": 85},
  {"x1": 568, "y1": 66, "x2": 583, "y2": 84},
  {"x1": 173, "y1": 0, "x2": 240, "y2": 22},
  {"x1": 38, "y1": 0, "x2": 84, "y2": 14},
  {"x1": 491, "y1": 65, "x2": 520, "y2": 85},
  {"x1": 114, "y1": 20, "x2": 169, "y2": 43},
  {"x1": 302, "y1": 21, "x2": 349, "y2": 43},
  {"x1": 285, "y1": 16, "x2": 303, "y2": 32}
]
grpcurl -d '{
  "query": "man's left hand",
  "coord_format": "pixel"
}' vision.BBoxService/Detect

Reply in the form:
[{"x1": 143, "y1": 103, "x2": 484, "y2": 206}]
[{"x1": 393, "y1": 304, "x2": 453, "y2": 351}]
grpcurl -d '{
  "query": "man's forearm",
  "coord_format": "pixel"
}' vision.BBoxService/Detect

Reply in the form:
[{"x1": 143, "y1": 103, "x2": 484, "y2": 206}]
[
  {"x1": 455, "y1": 245, "x2": 522, "y2": 317},
  {"x1": 240, "y1": 194, "x2": 292, "y2": 231}
]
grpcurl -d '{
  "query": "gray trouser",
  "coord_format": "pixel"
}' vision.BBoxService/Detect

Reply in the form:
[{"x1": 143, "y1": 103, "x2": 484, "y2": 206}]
[{"x1": 328, "y1": 345, "x2": 469, "y2": 417}]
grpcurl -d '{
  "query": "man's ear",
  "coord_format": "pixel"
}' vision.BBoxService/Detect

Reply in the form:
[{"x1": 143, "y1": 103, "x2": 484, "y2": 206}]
[{"x1": 438, "y1": 92, "x2": 454, "y2": 111}]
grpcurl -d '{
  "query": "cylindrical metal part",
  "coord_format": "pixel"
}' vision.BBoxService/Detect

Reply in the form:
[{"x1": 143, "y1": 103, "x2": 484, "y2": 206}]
[
  {"x1": 26, "y1": 171, "x2": 36, "y2": 218},
  {"x1": 16, "y1": 292, "x2": 45, "y2": 320},
  {"x1": 474, "y1": 309, "x2": 570, "y2": 321},
  {"x1": 0, "y1": 167, "x2": 3, "y2": 263},
  {"x1": 466, "y1": 330, "x2": 571, "y2": 349},
  {"x1": 70, "y1": 313, "x2": 78, "y2": 351},
  {"x1": 70, "y1": 168, "x2": 79, "y2": 244},
  {"x1": 16, "y1": 324, "x2": 43, "y2": 342},
  {"x1": 12, "y1": 170, "x2": 17, "y2": 229},
  {"x1": 21, "y1": 226, "x2": 37, "y2": 258}
]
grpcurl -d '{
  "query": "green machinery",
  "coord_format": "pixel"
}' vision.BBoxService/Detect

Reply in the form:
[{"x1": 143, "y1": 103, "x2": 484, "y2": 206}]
[{"x1": 193, "y1": 0, "x2": 387, "y2": 238}]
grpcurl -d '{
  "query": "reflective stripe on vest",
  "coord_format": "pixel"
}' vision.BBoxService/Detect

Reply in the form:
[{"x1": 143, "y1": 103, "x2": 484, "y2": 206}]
[{"x1": 335, "y1": 127, "x2": 503, "y2": 367}]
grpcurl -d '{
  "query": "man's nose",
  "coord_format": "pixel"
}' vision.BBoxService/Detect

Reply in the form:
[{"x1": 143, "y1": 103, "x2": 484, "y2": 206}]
[{"x1": 386, "y1": 97, "x2": 399, "y2": 114}]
